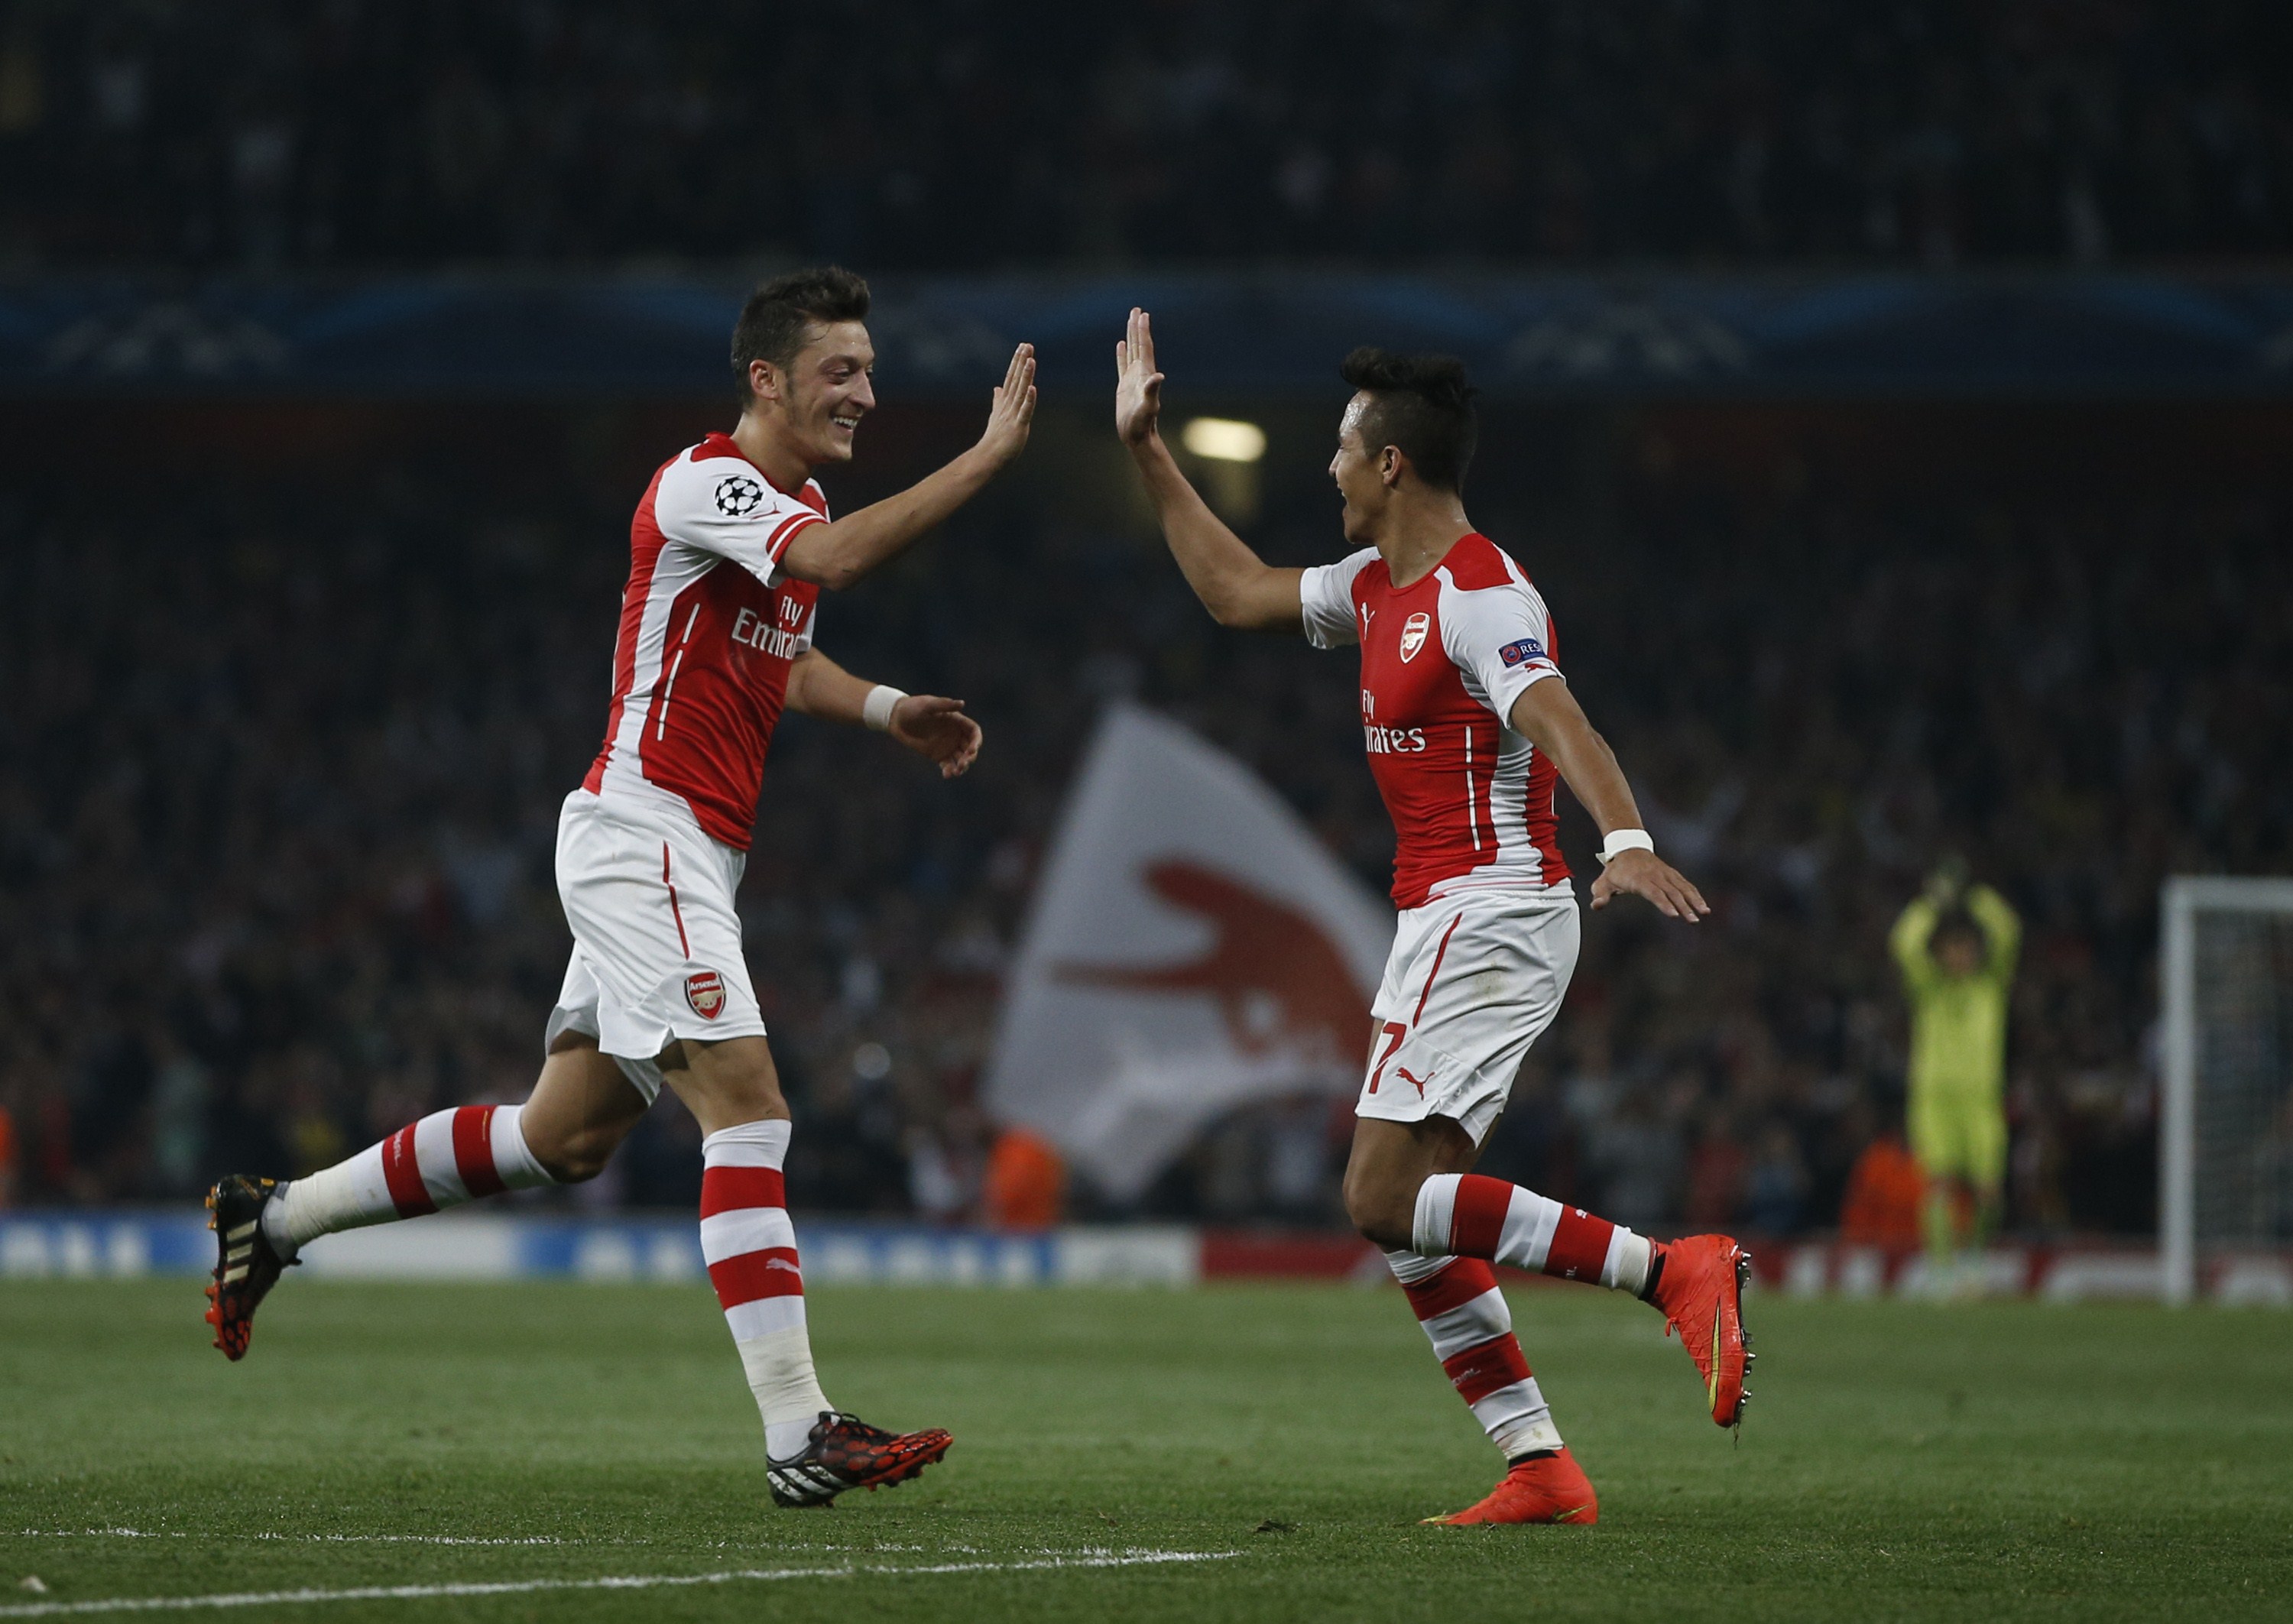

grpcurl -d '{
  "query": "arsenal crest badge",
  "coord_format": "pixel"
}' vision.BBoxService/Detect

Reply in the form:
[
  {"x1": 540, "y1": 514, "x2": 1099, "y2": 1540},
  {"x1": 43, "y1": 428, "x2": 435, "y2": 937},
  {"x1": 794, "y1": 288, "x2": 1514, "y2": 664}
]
[
  {"x1": 685, "y1": 969, "x2": 727, "y2": 1019},
  {"x1": 1399, "y1": 611, "x2": 1430, "y2": 663}
]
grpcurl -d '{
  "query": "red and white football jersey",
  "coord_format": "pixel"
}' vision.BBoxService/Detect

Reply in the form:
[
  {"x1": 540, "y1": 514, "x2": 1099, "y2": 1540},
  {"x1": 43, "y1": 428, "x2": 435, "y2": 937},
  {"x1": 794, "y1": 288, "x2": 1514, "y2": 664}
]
[
  {"x1": 1300, "y1": 532, "x2": 1571, "y2": 909},
  {"x1": 583, "y1": 432, "x2": 827, "y2": 848}
]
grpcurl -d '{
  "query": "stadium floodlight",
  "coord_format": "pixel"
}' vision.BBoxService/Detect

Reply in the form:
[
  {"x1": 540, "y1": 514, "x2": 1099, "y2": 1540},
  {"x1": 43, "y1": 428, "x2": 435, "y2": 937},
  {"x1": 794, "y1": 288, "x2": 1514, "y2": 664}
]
[
  {"x1": 2159, "y1": 875, "x2": 2293, "y2": 1305},
  {"x1": 1182, "y1": 417, "x2": 1267, "y2": 462}
]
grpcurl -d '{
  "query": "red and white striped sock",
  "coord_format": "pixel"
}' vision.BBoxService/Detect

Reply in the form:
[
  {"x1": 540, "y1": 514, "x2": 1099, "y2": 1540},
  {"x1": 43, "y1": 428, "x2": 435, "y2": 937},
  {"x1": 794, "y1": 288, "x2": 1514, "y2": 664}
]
[
  {"x1": 267, "y1": 1104, "x2": 556, "y2": 1250},
  {"x1": 1387, "y1": 1250, "x2": 1562, "y2": 1459},
  {"x1": 699, "y1": 1120, "x2": 832, "y2": 1460},
  {"x1": 1410, "y1": 1174, "x2": 1655, "y2": 1295}
]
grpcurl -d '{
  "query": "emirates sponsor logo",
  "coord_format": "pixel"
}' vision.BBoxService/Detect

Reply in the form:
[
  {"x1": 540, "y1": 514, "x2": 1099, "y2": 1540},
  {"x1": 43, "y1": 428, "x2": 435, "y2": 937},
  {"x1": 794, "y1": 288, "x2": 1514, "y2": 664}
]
[
  {"x1": 1399, "y1": 611, "x2": 1430, "y2": 663},
  {"x1": 686, "y1": 970, "x2": 727, "y2": 1019}
]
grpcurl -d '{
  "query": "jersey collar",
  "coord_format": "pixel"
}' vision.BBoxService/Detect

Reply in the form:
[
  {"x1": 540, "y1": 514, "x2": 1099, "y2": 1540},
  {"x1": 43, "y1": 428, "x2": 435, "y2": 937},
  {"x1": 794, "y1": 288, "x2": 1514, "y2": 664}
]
[{"x1": 699, "y1": 431, "x2": 809, "y2": 498}]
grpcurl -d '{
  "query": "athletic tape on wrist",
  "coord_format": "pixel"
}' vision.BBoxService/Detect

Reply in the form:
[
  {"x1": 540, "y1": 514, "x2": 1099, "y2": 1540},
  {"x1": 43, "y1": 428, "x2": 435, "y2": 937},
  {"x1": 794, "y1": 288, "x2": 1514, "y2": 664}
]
[
  {"x1": 862, "y1": 685, "x2": 906, "y2": 732},
  {"x1": 1597, "y1": 828, "x2": 1655, "y2": 865}
]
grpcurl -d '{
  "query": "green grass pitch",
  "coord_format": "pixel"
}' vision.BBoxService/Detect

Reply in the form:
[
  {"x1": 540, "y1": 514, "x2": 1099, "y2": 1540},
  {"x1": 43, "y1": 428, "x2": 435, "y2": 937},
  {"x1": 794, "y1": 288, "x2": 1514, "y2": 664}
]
[{"x1": 2, "y1": 1276, "x2": 2288, "y2": 1621}]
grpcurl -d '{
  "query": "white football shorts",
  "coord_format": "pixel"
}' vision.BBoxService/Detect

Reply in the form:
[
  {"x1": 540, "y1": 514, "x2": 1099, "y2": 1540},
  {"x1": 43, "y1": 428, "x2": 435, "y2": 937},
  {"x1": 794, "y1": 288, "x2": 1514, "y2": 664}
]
[
  {"x1": 545, "y1": 788, "x2": 767, "y2": 1103},
  {"x1": 1355, "y1": 888, "x2": 1581, "y2": 1145}
]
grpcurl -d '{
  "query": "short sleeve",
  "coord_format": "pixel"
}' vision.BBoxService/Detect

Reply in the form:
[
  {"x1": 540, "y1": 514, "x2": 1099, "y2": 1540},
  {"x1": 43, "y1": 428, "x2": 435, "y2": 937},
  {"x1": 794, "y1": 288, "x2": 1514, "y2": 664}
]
[
  {"x1": 1440, "y1": 566, "x2": 1562, "y2": 726},
  {"x1": 1299, "y1": 548, "x2": 1377, "y2": 649},
  {"x1": 655, "y1": 455, "x2": 829, "y2": 586}
]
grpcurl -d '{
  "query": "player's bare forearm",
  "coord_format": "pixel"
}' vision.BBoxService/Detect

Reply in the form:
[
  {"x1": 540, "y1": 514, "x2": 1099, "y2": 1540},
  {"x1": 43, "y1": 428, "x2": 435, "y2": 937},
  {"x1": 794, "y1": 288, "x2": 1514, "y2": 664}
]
[
  {"x1": 1115, "y1": 310, "x2": 1300, "y2": 630},
  {"x1": 783, "y1": 650, "x2": 869, "y2": 724},
  {"x1": 780, "y1": 451, "x2": 992, "y2": 591},
  {"x1": 784, "y1": 651, "x2": 982, "y2": 779},
  {"x1": 780, "y1": 345, "x2": 1036, "y2": 591},
  {"x1": 1130, "y1": 434, "x2": 1304, "y2": 630},
  {"x1": 1510, "y1": 679, "x2": 1710, "y2": 922},
  {"x1": 1510, "y1": 679, "x2": 1640, "y2": 833}
]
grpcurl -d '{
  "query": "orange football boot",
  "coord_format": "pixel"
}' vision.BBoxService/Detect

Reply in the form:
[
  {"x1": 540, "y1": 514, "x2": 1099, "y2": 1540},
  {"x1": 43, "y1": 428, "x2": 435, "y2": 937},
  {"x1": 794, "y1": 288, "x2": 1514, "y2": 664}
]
[
  {"x1": 1647, "y1": 1234, "x2": 1753, "y2": 1426},
  {"x1": 1423, "y1": 1447, "x2": 1599, "y2": 1525}
]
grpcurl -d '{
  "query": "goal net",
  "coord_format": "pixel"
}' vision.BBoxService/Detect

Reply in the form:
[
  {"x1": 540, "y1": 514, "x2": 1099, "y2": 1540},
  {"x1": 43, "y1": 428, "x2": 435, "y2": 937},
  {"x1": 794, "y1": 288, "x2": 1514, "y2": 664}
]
[{"x1": 2160, "y1": 876, "x2": 2293, "y2": 1304}]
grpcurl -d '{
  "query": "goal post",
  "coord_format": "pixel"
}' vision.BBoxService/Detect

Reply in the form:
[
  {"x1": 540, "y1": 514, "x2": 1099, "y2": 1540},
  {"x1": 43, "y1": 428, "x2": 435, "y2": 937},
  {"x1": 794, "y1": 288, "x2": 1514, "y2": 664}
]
[{"x1": 2159, "y1": 875, "x2": 2293, "y2": 1305}]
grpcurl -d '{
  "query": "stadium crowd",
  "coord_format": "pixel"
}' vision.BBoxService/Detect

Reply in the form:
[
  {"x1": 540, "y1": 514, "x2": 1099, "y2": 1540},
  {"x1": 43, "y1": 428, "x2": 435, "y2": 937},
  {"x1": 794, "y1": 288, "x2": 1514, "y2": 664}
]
[
  {"x1": 1, "y1": 404, "x2": 2284, "y2": 1237},
  {"x1": 6, "y1": 2, "x2": 2292, "y2": 272}
]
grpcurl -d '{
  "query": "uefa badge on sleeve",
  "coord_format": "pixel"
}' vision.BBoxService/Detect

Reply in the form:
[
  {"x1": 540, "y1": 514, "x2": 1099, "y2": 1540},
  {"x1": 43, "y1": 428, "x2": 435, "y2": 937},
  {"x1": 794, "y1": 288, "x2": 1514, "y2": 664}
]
[
  {"x1": 685, "y1": 970, "x2": 727, "y2": 1019},
  {"x1": 714, "y1": 475, "x2": 766, "y2": 517}
]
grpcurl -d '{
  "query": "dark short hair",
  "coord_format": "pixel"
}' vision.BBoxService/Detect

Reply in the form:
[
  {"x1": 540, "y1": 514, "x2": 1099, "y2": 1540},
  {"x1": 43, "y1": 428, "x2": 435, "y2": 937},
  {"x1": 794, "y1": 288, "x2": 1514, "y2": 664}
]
[
  {"x1": 1338, "y1": 347, "x2": 1479, "y2": 492},
  {"x1": 731, "y1": 266, "x2": 871, "y2": 401}
]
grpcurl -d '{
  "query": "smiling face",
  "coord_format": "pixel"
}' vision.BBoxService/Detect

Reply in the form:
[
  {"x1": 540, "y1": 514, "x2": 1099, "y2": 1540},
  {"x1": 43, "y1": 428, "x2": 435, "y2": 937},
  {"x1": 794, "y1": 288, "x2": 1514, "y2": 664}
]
[
  {"x1": 1328, "y1": 392, "x2": 1395, "y2": 546},
  {"x1": 749, "y1": 319, "x2": 877, "y2": 466}
]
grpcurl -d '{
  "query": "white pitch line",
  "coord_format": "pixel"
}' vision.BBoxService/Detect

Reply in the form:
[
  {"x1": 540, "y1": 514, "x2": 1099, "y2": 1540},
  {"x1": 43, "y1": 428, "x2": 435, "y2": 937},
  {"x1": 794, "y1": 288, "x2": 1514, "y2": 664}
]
[
  {"x1": 13, "y1": 1535, "x2": 582, "y2": 1549},
  {"x1": 0, "y1": 1550, "x2": 1238, "y2": 1617}
]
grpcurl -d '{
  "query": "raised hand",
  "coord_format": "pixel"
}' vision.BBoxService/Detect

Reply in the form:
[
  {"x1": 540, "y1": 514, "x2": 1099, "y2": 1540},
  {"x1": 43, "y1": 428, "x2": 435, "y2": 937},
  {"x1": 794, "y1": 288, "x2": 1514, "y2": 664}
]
[
  {"x1": 976, "y1": 343, "x2": 1037, "y2": 469},
  {"x1": 1114, "y1": 306, "x2": 1165, "y2": 447},
  {"x1": 1591, "y1": 848, "x2": 1712, "y2": 921},
  {"x1": 889, "y1": 695, "x2": 983, "y2": 780}
]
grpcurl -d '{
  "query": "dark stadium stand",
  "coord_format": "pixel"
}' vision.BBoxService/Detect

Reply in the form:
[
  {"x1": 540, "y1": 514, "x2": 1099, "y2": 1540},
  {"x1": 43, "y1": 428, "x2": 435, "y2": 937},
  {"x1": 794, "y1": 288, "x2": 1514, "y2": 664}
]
[{"x1": 5, "y1": 2, "x2": 2292, "y2": 273}]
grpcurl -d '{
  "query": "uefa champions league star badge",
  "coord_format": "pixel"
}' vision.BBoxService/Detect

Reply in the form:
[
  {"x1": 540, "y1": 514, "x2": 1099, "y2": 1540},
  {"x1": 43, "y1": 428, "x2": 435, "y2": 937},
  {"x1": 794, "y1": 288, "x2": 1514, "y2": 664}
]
[{"x1": 714, "y1": 475, "x2": 767, "y2": 517}]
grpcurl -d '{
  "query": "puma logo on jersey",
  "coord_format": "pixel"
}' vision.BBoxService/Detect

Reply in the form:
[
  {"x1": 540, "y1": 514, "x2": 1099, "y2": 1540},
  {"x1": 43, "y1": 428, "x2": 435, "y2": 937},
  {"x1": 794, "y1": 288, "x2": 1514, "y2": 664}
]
[
  {"x1": 1399, "y1": 611, "x2": 1430, "y2": 662},
  {"x1": 1396, "y1": 1065, "x2": 1433, "y2": 1097}
]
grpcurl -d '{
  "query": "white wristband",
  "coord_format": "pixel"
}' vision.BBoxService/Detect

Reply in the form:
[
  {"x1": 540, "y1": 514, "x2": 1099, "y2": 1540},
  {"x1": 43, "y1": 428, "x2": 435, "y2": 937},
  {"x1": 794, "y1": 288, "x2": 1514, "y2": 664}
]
[
  {"x1": 1598, "y1": 828, "x2": 1655, "y2": 865},
  {"x1": 862, "y1": 685, "x2": 906, "y2": 733}
]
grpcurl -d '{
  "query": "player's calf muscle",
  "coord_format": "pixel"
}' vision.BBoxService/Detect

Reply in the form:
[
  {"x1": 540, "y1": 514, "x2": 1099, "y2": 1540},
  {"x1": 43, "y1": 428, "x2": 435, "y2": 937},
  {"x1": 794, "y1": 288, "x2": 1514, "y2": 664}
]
[{"x1": 663, "y1": 1034, "x2": 793, "y2": 1133}]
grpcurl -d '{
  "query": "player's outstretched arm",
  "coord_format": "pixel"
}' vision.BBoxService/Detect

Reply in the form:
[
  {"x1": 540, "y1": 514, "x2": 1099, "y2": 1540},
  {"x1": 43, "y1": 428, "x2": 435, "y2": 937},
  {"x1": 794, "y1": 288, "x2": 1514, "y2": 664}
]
[
  {"x1": 1509, "y1": 678, "x2": 1711, "y2": 922},
  {"x1": 779, "y1": 345, "x2": 1037, "y2": 592},
  {"x1": 1116, "y1": 308, "x2": 1303, "y2": 631},
  {"x1": 786, "y1": 650, "x2": 981, "y2": 780}
]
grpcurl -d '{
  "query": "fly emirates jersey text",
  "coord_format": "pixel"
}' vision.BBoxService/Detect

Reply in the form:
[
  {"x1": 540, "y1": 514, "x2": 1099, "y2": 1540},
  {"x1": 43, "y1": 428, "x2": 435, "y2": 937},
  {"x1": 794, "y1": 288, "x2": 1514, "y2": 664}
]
[{"x1": 1299, "y1": 533, "x2": 1572, "y2": 909}]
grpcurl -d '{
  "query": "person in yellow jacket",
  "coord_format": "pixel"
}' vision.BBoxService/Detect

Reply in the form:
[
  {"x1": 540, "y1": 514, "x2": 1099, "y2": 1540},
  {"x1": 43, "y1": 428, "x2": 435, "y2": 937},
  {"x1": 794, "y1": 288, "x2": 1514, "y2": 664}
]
[{"x1": 1890, "y1": 864, "x2": 2020, "y2": 1283}]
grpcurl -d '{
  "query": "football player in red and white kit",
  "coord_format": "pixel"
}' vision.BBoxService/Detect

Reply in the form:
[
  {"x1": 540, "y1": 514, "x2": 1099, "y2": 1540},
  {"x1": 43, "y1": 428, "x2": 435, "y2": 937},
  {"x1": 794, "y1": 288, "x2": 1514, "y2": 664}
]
[
  {"x1": 204, "y1": 268, "x2": 1036, "y2": 1509},
  {"x1": 1117, "y1": 310, "x2": 1752, "y2": 1526}
]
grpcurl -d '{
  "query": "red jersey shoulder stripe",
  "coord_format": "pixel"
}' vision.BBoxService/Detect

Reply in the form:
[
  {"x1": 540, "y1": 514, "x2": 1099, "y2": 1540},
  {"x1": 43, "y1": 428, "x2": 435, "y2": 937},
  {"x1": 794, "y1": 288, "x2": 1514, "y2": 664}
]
[{"x1": 1439, "y1": 533, "x2": 1517, "y2": 592}]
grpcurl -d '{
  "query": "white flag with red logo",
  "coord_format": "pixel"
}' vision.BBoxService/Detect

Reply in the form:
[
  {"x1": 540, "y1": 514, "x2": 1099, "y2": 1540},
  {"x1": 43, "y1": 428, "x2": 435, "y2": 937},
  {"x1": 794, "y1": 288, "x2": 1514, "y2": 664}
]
[{"x1": 984, "y1": 703, "x2": 1395, "y2": 1201}]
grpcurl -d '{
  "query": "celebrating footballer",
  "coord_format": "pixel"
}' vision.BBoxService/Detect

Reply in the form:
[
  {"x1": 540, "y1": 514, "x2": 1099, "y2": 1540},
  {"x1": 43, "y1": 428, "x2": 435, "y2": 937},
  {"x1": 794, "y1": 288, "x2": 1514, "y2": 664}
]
[{"x1": 1117, "y1": 306, "x2": 1753, "y2": 1526}]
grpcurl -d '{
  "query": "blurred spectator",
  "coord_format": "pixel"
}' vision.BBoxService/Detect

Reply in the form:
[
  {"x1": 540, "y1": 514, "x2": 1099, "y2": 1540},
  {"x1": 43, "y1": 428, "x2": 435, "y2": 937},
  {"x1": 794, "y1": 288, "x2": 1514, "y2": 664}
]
[
  {"x1": 1742, "y1": 1122, "x2": 1811, "y2": 1236},
  {"x1": 1838, "y1": 1131, "x2": 1925, "y2": 1249},
  {"x1": 1892, "y1": 869, "x2": 2020, "y2": 1276},
  {"x1": 983, "y1": 1127, "x2": 1065, "y2": 1231},
  {"x1": 1684, "y1": 1106, "x2": 1750, "y2": 1230}
]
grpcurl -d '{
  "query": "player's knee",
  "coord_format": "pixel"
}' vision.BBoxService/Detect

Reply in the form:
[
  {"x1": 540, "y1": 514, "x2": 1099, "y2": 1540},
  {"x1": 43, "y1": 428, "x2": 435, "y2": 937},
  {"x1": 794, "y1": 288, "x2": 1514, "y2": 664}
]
[
  {"x1": 529, "y1": 1121, "x2": 622, "y2": 1185},
  {"x1": 1342, "y1": 1165, "x2": 1415, "y2": 1252}
]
